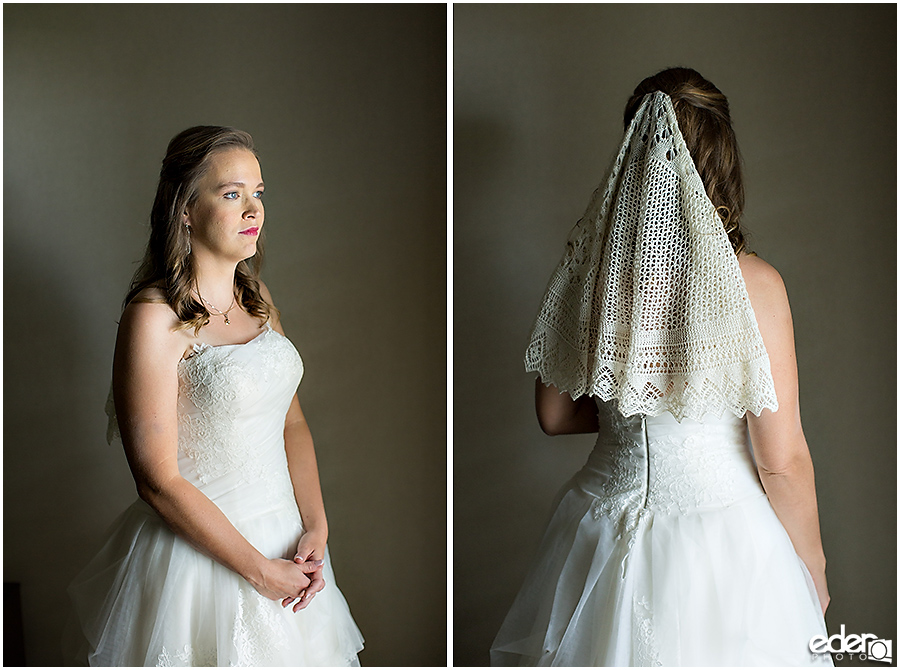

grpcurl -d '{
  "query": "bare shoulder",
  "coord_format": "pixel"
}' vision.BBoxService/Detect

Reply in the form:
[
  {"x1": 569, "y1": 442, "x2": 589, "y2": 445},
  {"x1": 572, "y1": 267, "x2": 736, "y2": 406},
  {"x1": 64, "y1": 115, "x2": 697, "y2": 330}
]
[
  {"x1": 258, "y1": 279, "x2": 274, "y2": 305},
  {"x1": 738, "y1": 254, "x2": 790, "y2": 318},
  {"x1": 130, "y1": 285, "x2": 167, "y2": 304},
  {"x1": 113, "y1": 294, "x2": 186, "y2": 447},
  {"x1": 257, "y1": 279, "x2": 284, "y2": 334},
  {"x1": 118, "y1": 293, "x2": 190, "y2": 362},
  {"x1": 739, "y1": 254, "x2": 786, "y2": 296},
  {"x1": 738, "y1": 253, "x2": 796, "y2": 377}
]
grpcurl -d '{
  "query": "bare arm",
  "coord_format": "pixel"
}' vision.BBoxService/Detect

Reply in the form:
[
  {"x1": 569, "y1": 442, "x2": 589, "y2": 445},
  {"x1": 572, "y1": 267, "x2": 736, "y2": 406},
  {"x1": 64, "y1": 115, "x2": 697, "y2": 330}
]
[
  {"x1": 534, "y1": 378, "x2": 599, "y2": 435},
  {"x1": 278, "y1": 393, "x2": 328, "y2": 612},
  {"x1": 282, "y1": 396, "x2": 329, "y2": 549},
  {"x1": 741, "y1": 255, "x2": 829, "y2": 613},
  {"x1": 260, "y1": 282, "x2": 329, "y2": 611},
  {"x1": 113, "y1": 299, "x2": 315, "y2": 603}
]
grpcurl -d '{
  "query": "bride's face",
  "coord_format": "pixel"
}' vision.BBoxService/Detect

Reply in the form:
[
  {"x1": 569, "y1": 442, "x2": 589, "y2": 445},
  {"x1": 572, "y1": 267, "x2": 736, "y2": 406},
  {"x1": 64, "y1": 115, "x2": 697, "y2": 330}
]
[{"x1": 184, "y1": 148, "x2": 265, "y2": 264}]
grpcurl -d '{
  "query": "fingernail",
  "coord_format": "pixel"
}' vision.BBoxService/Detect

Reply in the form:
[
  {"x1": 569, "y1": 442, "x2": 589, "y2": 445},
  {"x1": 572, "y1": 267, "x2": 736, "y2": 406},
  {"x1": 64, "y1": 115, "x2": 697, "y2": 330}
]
[{"x1": 314, "y1": 559, "x2": 324, "y2": 566}]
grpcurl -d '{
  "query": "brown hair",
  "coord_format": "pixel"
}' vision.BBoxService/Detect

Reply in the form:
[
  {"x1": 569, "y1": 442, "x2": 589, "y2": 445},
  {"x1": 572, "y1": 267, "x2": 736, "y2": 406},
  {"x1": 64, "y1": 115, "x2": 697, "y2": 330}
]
[
  {"x1": 624, "y1": 68, "x2": 749, "y2": 256},
  {"x1": 125, "y1": 126, "x2": 273, "y2": 333}
]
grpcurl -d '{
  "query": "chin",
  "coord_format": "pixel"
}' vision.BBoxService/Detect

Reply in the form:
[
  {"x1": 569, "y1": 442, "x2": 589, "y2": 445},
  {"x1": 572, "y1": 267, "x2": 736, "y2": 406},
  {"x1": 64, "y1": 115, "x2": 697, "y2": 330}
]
[{"x1": 238, "y1": 240, "x2": 259, "y2": 259}]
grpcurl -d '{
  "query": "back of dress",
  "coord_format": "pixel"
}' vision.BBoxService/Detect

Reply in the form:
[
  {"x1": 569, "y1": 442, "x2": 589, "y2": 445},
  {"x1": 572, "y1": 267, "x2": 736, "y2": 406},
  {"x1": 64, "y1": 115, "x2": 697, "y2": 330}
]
[
  {"x1": 492, "y1": 400, "x2": 830, "y2": 665},
  {"x1": 577, "y1": 400, "x2": 761, "y2": 530},
  {"x1": 491, "y1": 90, "x2": 831, "y2": 666}
]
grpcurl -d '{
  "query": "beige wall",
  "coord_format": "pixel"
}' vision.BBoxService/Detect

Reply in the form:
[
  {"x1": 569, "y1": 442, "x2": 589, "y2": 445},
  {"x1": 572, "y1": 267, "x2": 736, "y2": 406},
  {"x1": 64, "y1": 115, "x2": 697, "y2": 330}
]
[
  {"x1": 4, "y1": 5, "x2": 445, "y2": 666},
  {"x1": 454, "y1": 4, "x2": 895, "y2": 666}
]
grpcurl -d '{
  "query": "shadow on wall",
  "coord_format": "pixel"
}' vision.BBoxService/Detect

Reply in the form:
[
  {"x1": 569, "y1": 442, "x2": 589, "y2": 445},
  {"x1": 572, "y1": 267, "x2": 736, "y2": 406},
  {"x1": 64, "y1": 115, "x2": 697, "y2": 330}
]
[
  {"x1": 453, "y1": 116, "x2": 510, "y2": 211},
  {"x1": 5, "y1": 4, "x2": 449, "y2": 665},
  {"x1": 454, "y1": 112, "x2": 600, "y2": 666},
  {"x1": 4, "y1": 220, "x2": 138, "y2": 665}
]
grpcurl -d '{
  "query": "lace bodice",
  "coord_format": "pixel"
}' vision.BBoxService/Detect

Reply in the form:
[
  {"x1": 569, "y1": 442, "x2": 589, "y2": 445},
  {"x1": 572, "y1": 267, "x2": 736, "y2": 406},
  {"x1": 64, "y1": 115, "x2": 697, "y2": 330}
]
[
  {"x1": 106, "y1": 324, "x2": 304, "y2": 513},
  {"x1": 174, "y1": 326, "x2": 302, "y2": 503},
  {"x1": 575, "y1": 398, "x2": 764, "y2": 529},
  {"x1": 80, "y1": 324, "x2": 365, "y2": 667}
]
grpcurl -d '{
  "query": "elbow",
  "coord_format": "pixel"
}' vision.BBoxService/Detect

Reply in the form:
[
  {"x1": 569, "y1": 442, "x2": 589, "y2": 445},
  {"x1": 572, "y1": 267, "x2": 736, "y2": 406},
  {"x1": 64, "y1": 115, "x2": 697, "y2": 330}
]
[
  {"x1": 538, "y1": 418, "x2": 561, "y2": 436},
  {"x1": 757, "y1": 449, "x2": 812, "y2": 479},
  {"x1": 537, "y1": 412, "x2": 568, "y2": 436},
  {"x1": 136, "y1": 480, "x2": 163, "y2": 508},
  {"x1": 750, "y1": 420, "x2": 813, "y2": 479},
  {"x1": 135, "y1": 474, "x2": 180, "y2": 510},
  {"x1": 536, "y1": 403, "x2": 598, "y2": 436},
  {"x1": 535, "y1": 379, "x2": 569, "y2": 436}
]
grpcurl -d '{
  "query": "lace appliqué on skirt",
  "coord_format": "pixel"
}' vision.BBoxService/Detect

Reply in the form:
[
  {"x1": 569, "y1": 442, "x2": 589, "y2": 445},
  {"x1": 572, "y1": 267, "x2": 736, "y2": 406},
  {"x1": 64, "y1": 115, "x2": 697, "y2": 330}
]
[
  {"x1": 156, "y1": 644, "x2": 216, "y2": 667},
  {"x1": 233, "y1": 587, "x2": 290, "y2": 666},
  {"x1": 633, "y1": 594, "x2": 662, "y2": 667}
]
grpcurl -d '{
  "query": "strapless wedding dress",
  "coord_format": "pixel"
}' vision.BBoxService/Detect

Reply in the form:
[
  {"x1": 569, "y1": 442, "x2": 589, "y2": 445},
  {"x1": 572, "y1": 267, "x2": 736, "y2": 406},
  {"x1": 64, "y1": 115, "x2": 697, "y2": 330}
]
[
  {"x1": 491, "y1": 399, "x2": 832, "y2": 666},
  {"x1": 67, "y1": 324, "x2": 364, "y2": 666}
]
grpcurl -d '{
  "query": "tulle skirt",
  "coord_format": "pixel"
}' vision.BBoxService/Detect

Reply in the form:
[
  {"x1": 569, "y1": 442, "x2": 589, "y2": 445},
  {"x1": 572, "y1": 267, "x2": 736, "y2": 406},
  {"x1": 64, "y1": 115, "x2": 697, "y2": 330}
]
[
  {"x1": 491, "y1": 483, "x2": 832, "y2": 667},
  {"x1": 66, "y1": 499, "x2": 364, "y2": 667}
]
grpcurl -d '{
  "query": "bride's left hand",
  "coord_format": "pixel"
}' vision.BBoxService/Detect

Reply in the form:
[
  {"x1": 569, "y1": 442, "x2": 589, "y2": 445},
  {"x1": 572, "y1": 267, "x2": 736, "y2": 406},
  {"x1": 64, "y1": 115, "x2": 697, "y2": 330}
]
[{"x1": 282, "y1": 530, "x2": 327, "y2": 612}]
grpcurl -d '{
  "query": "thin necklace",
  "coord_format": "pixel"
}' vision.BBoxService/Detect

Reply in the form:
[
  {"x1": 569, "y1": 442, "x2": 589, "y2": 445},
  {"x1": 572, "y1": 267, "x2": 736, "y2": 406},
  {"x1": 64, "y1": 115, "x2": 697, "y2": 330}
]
[{"x1": 197, "y1": 289, "x2": 237, "y2": 325}]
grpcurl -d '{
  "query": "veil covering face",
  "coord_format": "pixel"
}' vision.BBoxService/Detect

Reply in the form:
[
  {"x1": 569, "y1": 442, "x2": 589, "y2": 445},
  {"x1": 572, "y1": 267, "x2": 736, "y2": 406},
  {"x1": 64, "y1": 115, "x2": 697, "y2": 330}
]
[{"x1": 525, "y1": 91, "x2": 778, "y2": 422}]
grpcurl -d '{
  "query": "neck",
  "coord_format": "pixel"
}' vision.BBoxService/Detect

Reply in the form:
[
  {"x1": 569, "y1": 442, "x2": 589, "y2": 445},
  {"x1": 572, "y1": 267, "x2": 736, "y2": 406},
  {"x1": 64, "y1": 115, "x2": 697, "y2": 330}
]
[{"x1": 192, "y1": 255, "x2": 240, "y2": 308}]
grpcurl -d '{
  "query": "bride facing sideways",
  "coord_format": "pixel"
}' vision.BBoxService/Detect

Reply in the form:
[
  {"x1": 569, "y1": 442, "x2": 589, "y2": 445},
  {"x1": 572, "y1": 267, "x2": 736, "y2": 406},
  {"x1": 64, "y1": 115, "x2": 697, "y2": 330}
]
[{"x1": 66, "y1": 126, "x2": 364, "y2": 666}]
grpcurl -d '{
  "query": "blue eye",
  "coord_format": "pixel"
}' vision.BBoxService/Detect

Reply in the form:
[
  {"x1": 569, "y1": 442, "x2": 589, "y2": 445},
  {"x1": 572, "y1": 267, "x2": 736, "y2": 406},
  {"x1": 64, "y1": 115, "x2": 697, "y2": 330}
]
[
  {"x1": 224, "y1": 192, "x2": 239, "y2": 200},
  {"x1": 253, "y1": 191, "x2": 264, "y2": 199}
]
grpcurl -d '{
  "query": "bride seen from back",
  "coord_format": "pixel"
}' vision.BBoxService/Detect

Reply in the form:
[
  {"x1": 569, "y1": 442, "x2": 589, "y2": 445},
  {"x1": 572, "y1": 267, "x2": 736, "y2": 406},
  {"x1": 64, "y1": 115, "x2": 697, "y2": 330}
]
[{"x1": 493, "y1": 69, "x2": 831, "y2": 667}]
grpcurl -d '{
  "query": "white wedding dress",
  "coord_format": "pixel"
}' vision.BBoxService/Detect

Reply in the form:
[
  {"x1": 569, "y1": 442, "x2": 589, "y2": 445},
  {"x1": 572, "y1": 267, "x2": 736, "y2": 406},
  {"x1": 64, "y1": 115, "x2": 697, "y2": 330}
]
[
  {"x1": 67, "y1": 324, "x2": 364, "y2": 666},
  {"x1": 491, "y1": 398, "x2": 832, "y2": 666}
]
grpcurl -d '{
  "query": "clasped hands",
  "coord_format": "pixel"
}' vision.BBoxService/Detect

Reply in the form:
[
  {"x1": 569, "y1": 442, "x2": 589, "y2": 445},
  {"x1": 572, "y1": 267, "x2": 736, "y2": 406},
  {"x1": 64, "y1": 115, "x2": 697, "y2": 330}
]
[
  {"x1": 253, "y1": 532, "x2": 326, "y2": 612},
  {"x1": 277, "y1": 557, "x2": 324, "y2": 613},
  {"x1": 282, "y1": 532, "x2": 326, "y2": 613}
]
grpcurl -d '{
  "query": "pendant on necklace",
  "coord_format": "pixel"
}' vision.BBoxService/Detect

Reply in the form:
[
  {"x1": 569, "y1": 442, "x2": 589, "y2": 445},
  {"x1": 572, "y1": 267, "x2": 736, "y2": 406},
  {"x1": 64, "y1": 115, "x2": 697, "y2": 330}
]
[{"x1": 224, "y1": 316, "x2": 230, "y2": 325}]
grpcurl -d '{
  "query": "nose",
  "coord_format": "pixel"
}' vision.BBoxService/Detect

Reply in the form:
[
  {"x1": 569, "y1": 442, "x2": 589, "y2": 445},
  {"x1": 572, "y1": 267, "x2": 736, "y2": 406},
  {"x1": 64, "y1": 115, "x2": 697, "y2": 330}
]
[{"x1": 244, "y1": 198, "x2": 262, "y2": 219}]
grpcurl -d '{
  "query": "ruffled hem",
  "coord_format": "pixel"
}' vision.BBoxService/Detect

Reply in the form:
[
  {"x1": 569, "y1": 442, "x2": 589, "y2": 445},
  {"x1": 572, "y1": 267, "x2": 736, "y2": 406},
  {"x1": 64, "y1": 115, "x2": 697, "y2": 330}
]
[
  {"x1": 491, "y1": 485, "x2": 831, "y2": 667},
  {"x1": 66, "y1": 500, "x2": 364, "y2": 667}
]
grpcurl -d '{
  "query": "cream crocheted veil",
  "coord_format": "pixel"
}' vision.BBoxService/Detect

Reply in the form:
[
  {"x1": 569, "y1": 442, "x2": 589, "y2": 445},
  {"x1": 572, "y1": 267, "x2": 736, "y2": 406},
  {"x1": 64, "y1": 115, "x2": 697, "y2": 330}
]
[{"x1": 525, "y1": 91, "x2": 778, "y2": 421}]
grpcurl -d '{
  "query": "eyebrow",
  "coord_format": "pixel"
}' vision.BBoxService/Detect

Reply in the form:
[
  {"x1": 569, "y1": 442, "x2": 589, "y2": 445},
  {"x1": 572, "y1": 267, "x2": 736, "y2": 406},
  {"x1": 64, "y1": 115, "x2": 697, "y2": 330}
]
[{"x1": 216, "y1": 181, "x2": 265, "y2": 190}]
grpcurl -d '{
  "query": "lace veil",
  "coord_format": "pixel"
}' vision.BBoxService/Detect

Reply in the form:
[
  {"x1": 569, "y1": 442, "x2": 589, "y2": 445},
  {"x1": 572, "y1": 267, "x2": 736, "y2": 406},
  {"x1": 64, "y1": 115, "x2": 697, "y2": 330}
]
[{"x1": 524, "y1": 91, "x2": 778, "y2": 421}]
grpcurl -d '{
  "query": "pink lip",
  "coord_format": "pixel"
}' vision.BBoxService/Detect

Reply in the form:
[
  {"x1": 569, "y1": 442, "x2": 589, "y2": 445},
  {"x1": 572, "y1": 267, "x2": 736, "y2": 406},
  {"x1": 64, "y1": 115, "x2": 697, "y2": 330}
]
[{"x1": 239, "y1": 227, "x2": 259, "y2": 236}]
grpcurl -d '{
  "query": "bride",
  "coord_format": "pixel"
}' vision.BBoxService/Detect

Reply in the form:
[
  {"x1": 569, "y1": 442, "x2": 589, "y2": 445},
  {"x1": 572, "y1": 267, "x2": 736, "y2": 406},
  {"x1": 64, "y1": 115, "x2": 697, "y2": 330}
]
[
  {"x1": 67, "y1": 126, "x2": 364, "y2": 666},
  {"x1": 491, "y1": 69, "x2": 831, "y2": 666}
]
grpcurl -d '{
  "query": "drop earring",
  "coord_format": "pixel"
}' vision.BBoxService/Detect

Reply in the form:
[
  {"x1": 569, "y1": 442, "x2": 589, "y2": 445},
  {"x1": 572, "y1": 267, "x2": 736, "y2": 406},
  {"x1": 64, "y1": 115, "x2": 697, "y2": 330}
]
[{"x1": 185, "y1": 223, "x2": 191, "y2": 254}]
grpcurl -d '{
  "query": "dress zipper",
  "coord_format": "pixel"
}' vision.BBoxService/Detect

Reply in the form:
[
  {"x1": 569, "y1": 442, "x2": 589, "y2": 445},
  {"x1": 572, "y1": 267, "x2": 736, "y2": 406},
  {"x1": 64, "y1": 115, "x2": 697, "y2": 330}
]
[{"x1": 621, "y1": 413, "x2": 650, "y2": 578}]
